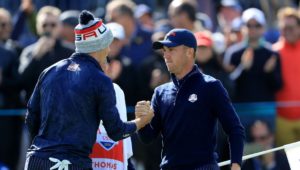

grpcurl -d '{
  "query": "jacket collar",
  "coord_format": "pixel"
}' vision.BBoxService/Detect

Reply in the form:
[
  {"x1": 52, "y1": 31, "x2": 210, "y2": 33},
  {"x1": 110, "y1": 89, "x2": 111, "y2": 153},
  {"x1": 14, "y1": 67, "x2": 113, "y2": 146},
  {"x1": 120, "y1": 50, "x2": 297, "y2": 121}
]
[
  {"x1": 171, "y1": 64, "x2": 200, "y2": 89},
  {"x1": 71, "y1": 53, "x2": 104, "y2": 72}
]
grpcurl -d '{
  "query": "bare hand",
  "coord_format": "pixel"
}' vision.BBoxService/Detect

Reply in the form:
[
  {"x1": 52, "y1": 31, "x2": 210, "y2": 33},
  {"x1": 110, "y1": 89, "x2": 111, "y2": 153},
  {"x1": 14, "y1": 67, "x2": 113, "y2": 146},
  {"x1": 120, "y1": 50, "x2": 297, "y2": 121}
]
[
  {"x1": 264, "y1": 55, "x2": 277, "y2": 73},
  {"x1": 140, "y1": 106, "x2": 154, "y2": 123},
  {"x1": 135, "y1": 101, "x2": 151, "y2": 118},
  {"x1": 32, "y1": 36, "x2": 55, "y2": 59},
  {"x1": 241, "y1": 48, "x2": 253, "y2": 70},
  {"x1": 21, "y1": 0, "x2": 34, "y2": 14},
  {"x1": 231, "y1": 163, "x2": 241, "y2": 170},
  {"x1": 134, "y1": 101, "x2": 154, "y2": 130}
]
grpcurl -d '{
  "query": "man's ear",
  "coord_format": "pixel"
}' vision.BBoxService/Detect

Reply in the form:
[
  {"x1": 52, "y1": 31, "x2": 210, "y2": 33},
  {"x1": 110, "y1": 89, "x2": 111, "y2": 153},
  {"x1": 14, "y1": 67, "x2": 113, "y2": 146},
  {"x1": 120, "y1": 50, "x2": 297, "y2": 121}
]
[{"x1": 186, "y1": 47, "x2": 194, "y2": 59}]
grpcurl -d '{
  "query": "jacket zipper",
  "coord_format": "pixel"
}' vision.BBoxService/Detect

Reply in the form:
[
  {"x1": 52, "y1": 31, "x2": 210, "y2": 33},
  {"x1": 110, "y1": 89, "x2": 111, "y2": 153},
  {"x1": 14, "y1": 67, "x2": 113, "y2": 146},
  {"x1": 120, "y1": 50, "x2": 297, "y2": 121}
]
[{"x1": 173, "y1": 71, "x2": 198, "y2": 106}]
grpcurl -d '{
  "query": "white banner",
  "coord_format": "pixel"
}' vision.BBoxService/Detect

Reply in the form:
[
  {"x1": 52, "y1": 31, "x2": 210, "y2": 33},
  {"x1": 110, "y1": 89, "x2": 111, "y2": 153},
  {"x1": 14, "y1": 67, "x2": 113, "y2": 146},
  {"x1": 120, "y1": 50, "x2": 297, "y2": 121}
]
[{"x1": 284, "y1": 141, "x2": 300, "y2": 170}]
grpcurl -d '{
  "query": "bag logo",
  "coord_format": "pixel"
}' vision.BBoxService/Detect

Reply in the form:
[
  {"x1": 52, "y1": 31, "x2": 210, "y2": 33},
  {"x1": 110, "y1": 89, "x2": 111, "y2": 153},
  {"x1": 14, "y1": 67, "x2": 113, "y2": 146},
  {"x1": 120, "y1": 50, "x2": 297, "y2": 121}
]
[{"x1": 96, "y1": 133, "x2": 118, "y2": 151}]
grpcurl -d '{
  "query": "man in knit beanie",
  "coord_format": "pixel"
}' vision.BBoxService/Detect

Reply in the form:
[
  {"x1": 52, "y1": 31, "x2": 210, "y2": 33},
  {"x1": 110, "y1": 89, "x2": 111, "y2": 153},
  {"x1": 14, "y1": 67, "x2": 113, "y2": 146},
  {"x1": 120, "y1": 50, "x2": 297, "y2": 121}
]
[{"x1": 24, "y1": 10, "x2": 154, "y2": 170}]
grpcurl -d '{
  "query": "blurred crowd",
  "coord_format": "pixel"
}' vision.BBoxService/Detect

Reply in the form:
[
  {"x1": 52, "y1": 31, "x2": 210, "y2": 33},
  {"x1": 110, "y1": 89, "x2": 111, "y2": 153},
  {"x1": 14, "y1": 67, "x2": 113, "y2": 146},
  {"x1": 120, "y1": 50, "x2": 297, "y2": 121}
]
[{"x1": 1, "y1": 0, "x2": 300, "y2": 169}]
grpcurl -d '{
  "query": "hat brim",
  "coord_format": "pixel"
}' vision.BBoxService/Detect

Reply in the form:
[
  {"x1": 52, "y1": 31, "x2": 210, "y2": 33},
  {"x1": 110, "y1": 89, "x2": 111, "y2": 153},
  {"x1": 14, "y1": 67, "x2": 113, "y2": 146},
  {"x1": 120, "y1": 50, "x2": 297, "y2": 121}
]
[
  {"x1": 152, "y1": 40, "x2": 179, "y2": 49},
  {"x1": 197, "y1": 40, "x2": 213, "y2": 47}
]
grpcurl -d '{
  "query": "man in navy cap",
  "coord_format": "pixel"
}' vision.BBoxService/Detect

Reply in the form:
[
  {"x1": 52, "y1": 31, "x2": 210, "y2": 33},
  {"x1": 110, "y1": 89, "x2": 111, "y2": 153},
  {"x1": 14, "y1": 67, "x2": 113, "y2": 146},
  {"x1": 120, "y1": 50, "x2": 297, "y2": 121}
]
[{"x1": 138, "y1": 28, "x2": 245, "y2": 170}]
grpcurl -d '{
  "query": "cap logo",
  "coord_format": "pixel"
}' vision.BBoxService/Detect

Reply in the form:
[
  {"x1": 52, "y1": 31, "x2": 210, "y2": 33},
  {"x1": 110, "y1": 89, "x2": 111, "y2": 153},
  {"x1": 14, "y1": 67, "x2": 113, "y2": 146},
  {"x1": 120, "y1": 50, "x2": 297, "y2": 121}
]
[
  {"x1": 79, "y1": 31, "x2": 97, "y2": 40},
  {"x1": 188, "y1": 94, "x2": 197, "y2": 103},
  {"x1": 169, "y1": 32, "x2": 176, "y2": 37}
]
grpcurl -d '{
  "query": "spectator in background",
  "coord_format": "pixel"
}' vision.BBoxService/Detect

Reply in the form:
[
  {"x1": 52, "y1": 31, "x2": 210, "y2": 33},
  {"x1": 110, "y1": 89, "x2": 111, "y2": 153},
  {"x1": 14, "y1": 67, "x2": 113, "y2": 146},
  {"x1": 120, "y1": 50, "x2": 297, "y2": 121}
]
[
  {"x1": 0, "y1": 8, "x2": 24, "y2": 170},
  {"x1": 223, "y1": 8, "x2": 282, "y2": 142},
  {"x1": 224, "y1": 17, "x2": 244, "y2": 47},
  {"x1": 105, "y1": 23, "x2": 129, "y2": 82},
  {"x1": 8, "y1": 0, "x2": 37, "y2": 49},
  {"x1": 242, "y1": 120, "x2": 290, "y2": 170},
  {"x1": 196, "y1": 12, "x2": 214, "y2": 31},
  {"x1": 195, "y1": 0, "x2": 217, "y2": 31},
  {"x1": 273, "y1": 7, "x2": 300, "y2": 146},
  {"x1": 211, "y1": 31, "x2": 227, "y2": 56},
  {"x1": 168, "y1": 0, "x2": 204, "y2": 32},
  {"x1": 106, "y1": 0, "x2": 153, "y2": 68},
  {"x1": 18, "y1": 6, "x2": 74, "y2": 103},
  {"x1": 217, "y1": 0, "x2": 242, "y2": 33},
  {"x1": 0, "y1": 8, "x2": 17, "y2": 51},
  {"x1": 0, "y1": 6, "x2": 27, "y2": 56},
  {"x1": 102, "y1": 21, "x2": 137, "y2": 106},
  {"x1": 0, "y1": 45, "x2": 23, "y2": 170},
  {"x1": 195, "y1": 30, "x2": 235, "y2": 97},
  {"x1": 138, "y1": 20, "x2": 171, "y2": 102},
  {"x1": 259, "y1": 0, "x2": 295, "y2": 44},
  {"x1": 134, "y1": 4, "x2": 154, "y2": 31},
  {"x1": 59, "y1": 10, "x2": 80, "y2": 49},
  {"x1": 0, "y1": 8, "x2": 22, "y2": 107},
  {"x1": 223, "y1": 8, "x2": 282, "y2": 103},
  {"x1": 151, "y1": 19, "x2": 173, "y2": 39}
]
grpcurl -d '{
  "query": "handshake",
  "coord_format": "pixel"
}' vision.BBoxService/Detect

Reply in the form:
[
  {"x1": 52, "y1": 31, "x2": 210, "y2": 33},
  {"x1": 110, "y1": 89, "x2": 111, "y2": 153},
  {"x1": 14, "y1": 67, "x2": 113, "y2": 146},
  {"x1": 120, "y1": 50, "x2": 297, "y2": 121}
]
[{"x1": 134, "y1": 101, "x2": 154, "y2": 130}]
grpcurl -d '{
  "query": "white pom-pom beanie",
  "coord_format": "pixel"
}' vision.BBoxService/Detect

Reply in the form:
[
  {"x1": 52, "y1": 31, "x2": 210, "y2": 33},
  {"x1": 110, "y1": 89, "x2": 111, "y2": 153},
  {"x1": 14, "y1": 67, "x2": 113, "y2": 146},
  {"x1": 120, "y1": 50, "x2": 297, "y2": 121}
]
[{"x1": 74, "y1": 18, "x2": 113, "y2": 53}]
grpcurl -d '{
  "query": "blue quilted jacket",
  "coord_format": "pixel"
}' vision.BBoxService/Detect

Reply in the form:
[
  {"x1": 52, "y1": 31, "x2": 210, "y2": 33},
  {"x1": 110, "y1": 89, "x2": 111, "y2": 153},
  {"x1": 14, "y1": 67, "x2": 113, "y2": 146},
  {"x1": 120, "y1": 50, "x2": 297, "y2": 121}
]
[
  {"x1": 139, "y1": 65, "x2": 245, "y2": 170},
  {"x1": 25, "y1": 53, "x2": 136, "y2": 168}
]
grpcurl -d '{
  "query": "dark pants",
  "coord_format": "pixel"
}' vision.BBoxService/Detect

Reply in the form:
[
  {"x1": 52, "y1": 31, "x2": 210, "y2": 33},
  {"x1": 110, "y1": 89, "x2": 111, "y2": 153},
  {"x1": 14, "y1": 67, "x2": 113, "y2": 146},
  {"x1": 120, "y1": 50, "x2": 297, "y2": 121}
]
[
  {"x1": 194, "y1": 164, "x2": 220, "y2": 170},
  {"x1": 25, "y1": 156, "x2": 92, "y2": 170}
]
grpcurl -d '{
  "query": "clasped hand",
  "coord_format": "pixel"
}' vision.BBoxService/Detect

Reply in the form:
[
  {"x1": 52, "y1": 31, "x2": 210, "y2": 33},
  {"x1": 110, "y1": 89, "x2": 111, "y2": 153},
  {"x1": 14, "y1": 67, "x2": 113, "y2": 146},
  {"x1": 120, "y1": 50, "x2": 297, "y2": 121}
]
[{"x1": 134, "y1": 101, "x2": 154, "y2": 128}]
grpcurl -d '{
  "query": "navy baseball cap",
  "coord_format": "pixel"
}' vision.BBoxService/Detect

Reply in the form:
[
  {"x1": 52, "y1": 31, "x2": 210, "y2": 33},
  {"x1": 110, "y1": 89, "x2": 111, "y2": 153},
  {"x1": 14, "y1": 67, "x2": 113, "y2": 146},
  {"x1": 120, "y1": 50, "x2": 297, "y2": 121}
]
[{"x1": 153, "y1": 28, "x2": 197, "y2": 50}]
